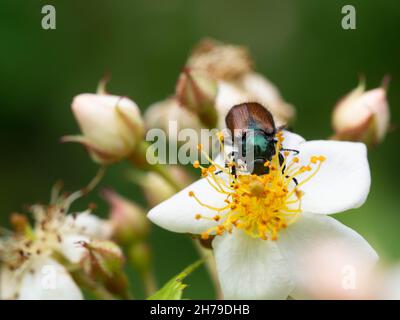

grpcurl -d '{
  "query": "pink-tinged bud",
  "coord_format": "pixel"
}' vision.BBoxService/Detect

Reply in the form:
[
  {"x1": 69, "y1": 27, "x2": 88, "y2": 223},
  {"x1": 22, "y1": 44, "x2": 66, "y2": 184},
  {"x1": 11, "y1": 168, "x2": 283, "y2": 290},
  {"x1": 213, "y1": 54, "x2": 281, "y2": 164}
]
[
  {"x1": 332, "y1": 80, "x2": 390, "y2": 146},
  {"x1": 187, "y1": 38, "x2": 253, "y2": 80},
  {"x1": 175, "y1": 68, "x2": 218, "y2": 128},
  {"x1": 102, "y1": 189, "x2": 149, "y2": 244},
  {"x1": 63, "y1": 93, "x2": 144, "y2": 164}
]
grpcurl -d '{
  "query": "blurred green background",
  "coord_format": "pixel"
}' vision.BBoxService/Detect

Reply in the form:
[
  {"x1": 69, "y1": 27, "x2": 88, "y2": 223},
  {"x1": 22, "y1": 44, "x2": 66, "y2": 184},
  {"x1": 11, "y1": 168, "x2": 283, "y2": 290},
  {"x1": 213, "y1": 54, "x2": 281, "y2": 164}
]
[{"x1": 0, "y1": 0, "x2": 399, "y2": 299}]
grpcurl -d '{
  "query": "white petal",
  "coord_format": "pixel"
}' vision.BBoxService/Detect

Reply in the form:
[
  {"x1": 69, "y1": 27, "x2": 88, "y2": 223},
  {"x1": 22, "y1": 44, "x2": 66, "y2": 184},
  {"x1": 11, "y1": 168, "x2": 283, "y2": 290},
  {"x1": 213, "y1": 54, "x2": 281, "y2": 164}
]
[
  {"x1": 18, "y1": 258, "x2": 83, "y2": 300},
  {"x1": 148, "y1": 178, "x2": 228, "y2": 234},
  {"x1": 277, "y1": 213, "x2": 378, "y2": 299},
  {"x1": 70, "y1": 211, "x2": 113, "y2": 239},
  {"x1": 0, "y1": 266, "x2": 20, "y2": 299},
  {"x1": 281, "y1": 130, "x2": 305, "y2": 150},
  {"x1": 296, "y1": 140, "x2": 370, "y2": 214},
  {"x1": 212, "y1": 229, "x2": 294, "y2": 299},
  {"x1": 59, "y1": 234, "x2": 89, "y2": 263}
]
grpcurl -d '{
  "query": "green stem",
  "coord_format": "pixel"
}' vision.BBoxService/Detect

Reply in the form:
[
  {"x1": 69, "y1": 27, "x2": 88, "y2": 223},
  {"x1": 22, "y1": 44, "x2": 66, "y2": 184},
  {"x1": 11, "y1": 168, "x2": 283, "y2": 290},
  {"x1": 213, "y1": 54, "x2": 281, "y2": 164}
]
[
  {"x1": 71, "y1": 270, "x2": 118, "y2": 300},
  {"x1": 141, "y1": 269, "x2": 158, "y2": 297},
  {"x1": 193, "y1": 240, "x2": 223, "y2": 300}
]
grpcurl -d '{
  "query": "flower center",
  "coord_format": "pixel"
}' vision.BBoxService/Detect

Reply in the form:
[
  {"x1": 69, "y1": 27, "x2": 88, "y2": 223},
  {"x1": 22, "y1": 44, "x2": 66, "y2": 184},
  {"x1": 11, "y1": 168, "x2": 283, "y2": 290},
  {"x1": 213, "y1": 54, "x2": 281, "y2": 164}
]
[{"x1": 190, "y1": 132, "x2": 326, "y2": 241}]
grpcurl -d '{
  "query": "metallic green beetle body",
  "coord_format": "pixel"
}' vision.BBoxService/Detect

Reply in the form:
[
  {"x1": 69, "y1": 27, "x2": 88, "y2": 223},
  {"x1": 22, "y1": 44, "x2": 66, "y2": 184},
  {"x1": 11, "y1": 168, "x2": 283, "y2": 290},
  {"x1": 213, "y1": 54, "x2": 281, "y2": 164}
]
[{"x1": 225, "y1": 102, "x2": 279, "y2": 175}]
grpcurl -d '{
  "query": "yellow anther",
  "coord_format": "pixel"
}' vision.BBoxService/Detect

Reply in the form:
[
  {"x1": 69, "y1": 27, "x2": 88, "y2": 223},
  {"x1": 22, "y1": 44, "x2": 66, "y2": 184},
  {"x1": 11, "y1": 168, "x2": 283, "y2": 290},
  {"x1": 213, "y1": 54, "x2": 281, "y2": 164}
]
[
  {"x1": 213, "y1": 215, "x2": 221, "y2": 222},
  {"x1": 197, "y1": 144, "x2": 203, "y2": 151},
  {"x1": 193, "y1": 160, "x2": 200, "y2": 168},
  {"x1": 318, "y1": 155, "x2": 326, "y2": 162},
  {"x1": 188, "y1": 191, "x2": 195, "y2": 197},
  {"x1": 264, "y1": 161, "x2": 270, "y2": 167},
  {"x1": 293, "y1": 157, "x2": 299, "y2": 163},
  {"x1": 311, "y1": 156, "x2": 318, "y2": 164},
  {"x1": 201, "y1": 232, "x2": 209, "y2": 240},
  {"x1": 295, "y1": 189, "x2": 304, "y2": 199},
  {"x1": 195, "y1": 213, "x2": 202, "y2": 220}
]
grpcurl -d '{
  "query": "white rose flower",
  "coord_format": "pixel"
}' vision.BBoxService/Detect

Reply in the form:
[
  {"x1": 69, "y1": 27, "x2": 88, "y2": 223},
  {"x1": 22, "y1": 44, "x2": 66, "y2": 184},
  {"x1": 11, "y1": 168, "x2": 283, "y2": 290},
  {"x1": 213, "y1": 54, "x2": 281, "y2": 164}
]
[{"x1": 148, "y1": 130, "x2": 378, "y2": 299}]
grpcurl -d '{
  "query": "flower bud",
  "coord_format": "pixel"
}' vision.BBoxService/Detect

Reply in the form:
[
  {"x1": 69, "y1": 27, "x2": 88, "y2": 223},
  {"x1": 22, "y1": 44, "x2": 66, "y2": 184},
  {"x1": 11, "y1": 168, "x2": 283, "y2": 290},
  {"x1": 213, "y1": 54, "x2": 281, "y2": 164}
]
[
  {"x1": 102, "y1": 189, "x2": 149, "y2": 244},
  {"x1": 215, "y1": 75, "x2": 296, "y2": 129},
  {"x1": 80, "y1": 240, "x2": 124, "y2": 277},
  {"x1": 175, "y1": 68, "x2": 218, "y2": 128},
  {"x1": 63, "y1": 92, "x2": 144, "y2": 164},
  {"x1": 239, "y1": 72, "x2": 296, "y2": 127},
  {"x1": 80, "y1": 240, "x2": 129, "y2": 298},
  {"x1": 144, "y1": 97, "x2": 203, "y2": 133},
  {"x1": 187, "y1": 38, "x2": 253, "y2": 80},
  {"x1": 332, "y1": 80, "x2": 390, "y2": 146},
  {"x1": 130, "y1": 166, "x2": 194, "y2": 207}
]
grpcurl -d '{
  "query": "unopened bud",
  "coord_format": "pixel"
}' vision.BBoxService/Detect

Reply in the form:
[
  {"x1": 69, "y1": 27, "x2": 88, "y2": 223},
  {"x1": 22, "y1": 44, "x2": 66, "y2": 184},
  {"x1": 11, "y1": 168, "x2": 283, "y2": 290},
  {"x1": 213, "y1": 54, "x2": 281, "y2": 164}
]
[
  {"x1": 215, "y1": 76, "x2": 295, "y2": 129},
  {"x1": 80, "y1": 240, "x2": 129, "y2": 298},
  {"x1": 144, "y1": 97, "x2": 203, "y2": 133},
  {"x1": 63, "y1": 85, "x2": 144, "y2": 164},
  {"x1": 102, "y1": 189, "x2": 149, "y2": 244},
  {"x1": 187, "y1": 38, "x2": 253, "y2": 80},
  {"x1": 332, "y1": 79, "x2": 390, "y2": 146},
  {"x1": 239, "y1": 72, "x2": 296, "y2": 127},
  {"x1": 81, "y1": 240, "x2": 124, "y2": 278},
  {"x1": 131, "y1": 166, "x2": 193, "y2": 207},
  {"x1": 176, "y1": 68, "x2": 218, "y2": 128}
]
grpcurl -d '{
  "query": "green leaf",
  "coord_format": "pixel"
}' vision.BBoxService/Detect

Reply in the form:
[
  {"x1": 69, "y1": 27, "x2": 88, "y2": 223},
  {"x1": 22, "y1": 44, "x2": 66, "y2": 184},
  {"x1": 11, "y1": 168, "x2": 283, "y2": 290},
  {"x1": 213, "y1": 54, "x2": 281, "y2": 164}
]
[{"x1": 147, "y1": 260, "x2": 202, "y2": 300}]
